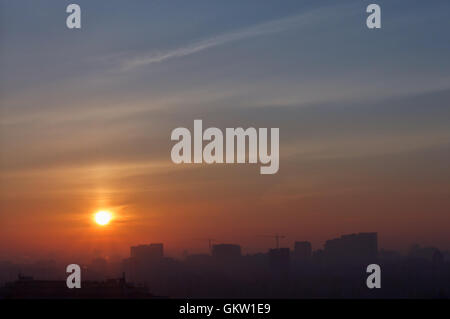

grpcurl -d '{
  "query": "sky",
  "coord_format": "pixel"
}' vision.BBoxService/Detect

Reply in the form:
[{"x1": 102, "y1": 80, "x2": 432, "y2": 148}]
[{"x1": 0, "y1": 0, "x2": 450, "y2": 261}]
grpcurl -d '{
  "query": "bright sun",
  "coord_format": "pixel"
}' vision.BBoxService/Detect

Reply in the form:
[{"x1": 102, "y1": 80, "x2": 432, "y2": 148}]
[{"x1": 94, "y1": 210, "x2": 112, "y2": 226}]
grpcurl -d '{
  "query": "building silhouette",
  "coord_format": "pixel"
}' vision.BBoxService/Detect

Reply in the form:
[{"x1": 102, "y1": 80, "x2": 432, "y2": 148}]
[
  {"x1": 130, "y1": 243, "x2": 164, "y2": 261},
  {"x1": 211, "y1": 244, "x2": 241, "y2": 260},
  {"x1": 124, "y1": 243, "x2": 164, "y2": 284},
  {"x1": 294, "y1": 241, "x2": 312, "y2": 260},
  {"x1": 323, "y1": 232, "x2": 378, "y2": 266},
  {"x1": 3, "y1": 232, "x2": 450, "y2": 299},
  {"x1": 268, "y1": 248, "x2": 290, "y2": 276}
]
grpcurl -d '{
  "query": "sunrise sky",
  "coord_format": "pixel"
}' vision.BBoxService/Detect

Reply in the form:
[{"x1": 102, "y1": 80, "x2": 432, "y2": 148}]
[{"x1": 1, "y1": 0, "x2": 450, "y2": 261}]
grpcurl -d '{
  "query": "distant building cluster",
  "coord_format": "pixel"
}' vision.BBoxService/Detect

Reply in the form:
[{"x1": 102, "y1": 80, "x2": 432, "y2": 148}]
[{"x1": 1, "y1": 232, "x2": 449, "y2": 299}]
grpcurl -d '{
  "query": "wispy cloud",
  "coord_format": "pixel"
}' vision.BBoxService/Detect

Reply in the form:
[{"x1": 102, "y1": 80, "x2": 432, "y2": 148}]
[{"x1": 119, "y1": 8, "x2": 328, "y2": 71}]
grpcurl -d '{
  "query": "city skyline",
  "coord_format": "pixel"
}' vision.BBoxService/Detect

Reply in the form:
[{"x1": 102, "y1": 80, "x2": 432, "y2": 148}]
[
  {"x1": 0, "y1": 230, "x2": 447, "y2": 264},
  {"x1": 2, "y1": 231, "x2": 449, "y2": 299}
]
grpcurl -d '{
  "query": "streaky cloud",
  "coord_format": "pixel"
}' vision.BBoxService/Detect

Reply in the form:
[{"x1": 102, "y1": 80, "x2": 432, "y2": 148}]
[{"x1": 119, "y1": 5, "x2": 339, "y2": 71}]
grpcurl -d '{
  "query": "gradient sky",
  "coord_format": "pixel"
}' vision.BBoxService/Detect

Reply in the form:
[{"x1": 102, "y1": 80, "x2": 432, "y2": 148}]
[{"x1": 1, "y1": 0, "x2": 450, "y2": 261}]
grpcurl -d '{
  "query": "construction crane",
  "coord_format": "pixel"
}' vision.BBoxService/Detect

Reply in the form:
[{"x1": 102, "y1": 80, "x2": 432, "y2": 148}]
[
  {"x1": 194, "y1": 238, "x2": 218, "y2": 254},
  {"x1": 259, "y1": 234, "x2": 286, "y2": 249}
]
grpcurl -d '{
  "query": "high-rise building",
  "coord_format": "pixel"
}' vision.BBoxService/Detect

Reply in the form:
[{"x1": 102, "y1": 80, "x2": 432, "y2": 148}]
[
  {"x1": 130, "y1": 243, "x2": 164, "y2": 261},
  {"x1": 268, "y1": 248, "x2": 290, "y2": 275},
  {"x1": 126, "y1": 243, "x2": 164, "y2": 283},
  {"x1": 294, "y1": 241, "x2": 312, "y2": 259},
  {"x1": 324, "y1": 233, "x2": 377, "y2": 265},
  {"x1": 211, "y1": 244, "x2": 241, "y2": 259}
]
